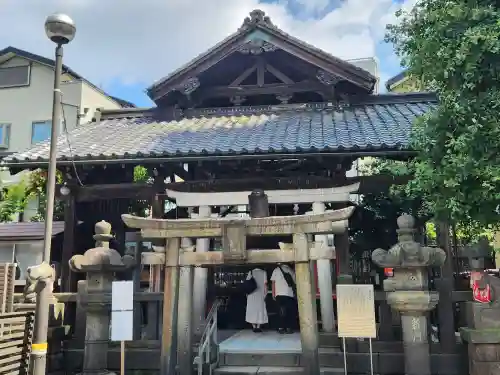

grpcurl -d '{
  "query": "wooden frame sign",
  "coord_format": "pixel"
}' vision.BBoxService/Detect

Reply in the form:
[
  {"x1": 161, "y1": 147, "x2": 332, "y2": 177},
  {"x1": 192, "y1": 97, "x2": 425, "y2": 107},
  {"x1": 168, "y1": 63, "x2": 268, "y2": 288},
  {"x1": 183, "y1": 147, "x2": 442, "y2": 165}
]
[{"x1": 336, "y1": 284, "x2": 377, "y2": 338}]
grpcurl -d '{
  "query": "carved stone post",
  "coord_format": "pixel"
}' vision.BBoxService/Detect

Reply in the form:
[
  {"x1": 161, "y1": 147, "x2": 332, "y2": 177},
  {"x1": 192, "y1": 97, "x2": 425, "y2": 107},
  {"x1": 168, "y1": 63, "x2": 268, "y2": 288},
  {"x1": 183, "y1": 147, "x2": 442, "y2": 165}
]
[
  {"x1": 177, "y1": 238, "x2": 194, "y2": 375},
  {"x1": 311, "y1": 202, "x2": 335, "y2": 333},
  {"x1": 294, "y1": 233, "x2": 320, "y2": 374},
  {"x1": 69, "y1": 221, "x2": 134, "y2": 375},
  {"x1": 372, "y1": 215, "x2": 446, "y2": 375},
  {"x1": 192, "y1": 205, "x2": 211, "y2": 336}
]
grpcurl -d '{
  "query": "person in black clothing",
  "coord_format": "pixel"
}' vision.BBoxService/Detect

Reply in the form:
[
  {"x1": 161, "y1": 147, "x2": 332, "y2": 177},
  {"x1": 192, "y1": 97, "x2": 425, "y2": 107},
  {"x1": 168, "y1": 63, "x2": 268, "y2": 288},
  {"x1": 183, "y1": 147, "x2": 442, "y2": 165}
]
[{"x1": 271, "y1": 263, "x2": 297, "y2": 334}]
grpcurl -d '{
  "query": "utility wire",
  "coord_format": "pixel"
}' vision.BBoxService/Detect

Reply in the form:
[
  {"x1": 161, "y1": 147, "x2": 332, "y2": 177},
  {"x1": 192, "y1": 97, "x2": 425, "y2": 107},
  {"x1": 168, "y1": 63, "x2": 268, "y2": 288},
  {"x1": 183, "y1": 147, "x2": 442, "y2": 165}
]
[{"x1": 59, "y1": 92, "x2": 84, "y2": 186}]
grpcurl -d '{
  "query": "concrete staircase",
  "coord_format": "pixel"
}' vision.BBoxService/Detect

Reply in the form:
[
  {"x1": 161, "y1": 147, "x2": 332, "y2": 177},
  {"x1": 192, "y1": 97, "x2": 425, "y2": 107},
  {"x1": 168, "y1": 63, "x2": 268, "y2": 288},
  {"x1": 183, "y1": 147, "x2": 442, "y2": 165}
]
[
  {"x1": 214, "y1": 332, "x2": 348, "y2": 375},
  {"x1": 215, "y1": 349, "x2": 346, "y2": 374}
]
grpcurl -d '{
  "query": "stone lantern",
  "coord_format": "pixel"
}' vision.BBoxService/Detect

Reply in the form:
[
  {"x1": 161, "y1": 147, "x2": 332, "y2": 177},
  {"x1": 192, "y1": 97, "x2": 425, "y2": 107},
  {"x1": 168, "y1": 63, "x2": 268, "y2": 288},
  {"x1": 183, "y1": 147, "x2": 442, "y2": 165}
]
[
  {"x1": 371, "y1": 214, "x2": 446, "y2": 375},
  {"x1": 69, "y1": 220, "x2": 134, "y2": 375}
]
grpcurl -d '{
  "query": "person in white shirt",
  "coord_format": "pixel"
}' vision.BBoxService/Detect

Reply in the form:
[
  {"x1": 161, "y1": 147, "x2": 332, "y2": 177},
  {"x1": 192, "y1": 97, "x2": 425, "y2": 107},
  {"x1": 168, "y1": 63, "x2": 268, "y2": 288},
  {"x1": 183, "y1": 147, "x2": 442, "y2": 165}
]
[
  {"x1": 271, "y1": 263, "x2": 297, "y2": 334},
  {"x1": 245, "y1": 268, "x2": 268, "y2": 332}
]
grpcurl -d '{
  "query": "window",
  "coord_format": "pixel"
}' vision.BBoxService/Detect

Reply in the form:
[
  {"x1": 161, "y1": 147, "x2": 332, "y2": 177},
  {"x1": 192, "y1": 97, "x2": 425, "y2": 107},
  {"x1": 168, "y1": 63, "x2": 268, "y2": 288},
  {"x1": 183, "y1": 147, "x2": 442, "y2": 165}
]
[
  {"x1": 0, "y1": 123, "x2": 11, "y2": 148},
  {"x1": 0, "y1": 65, "x2": 31, "y2": 88},
  {"x1": 31, "y1": 120, "x2": 51, "y2": 144}
]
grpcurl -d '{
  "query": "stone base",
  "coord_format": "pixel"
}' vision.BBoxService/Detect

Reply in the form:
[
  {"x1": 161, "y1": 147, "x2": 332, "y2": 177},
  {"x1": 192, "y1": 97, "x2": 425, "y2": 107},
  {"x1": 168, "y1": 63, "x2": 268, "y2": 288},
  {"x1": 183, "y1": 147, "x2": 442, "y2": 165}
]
[
  {"x1": 466, "y1": 302, "x2": 500, "y2": 330},
  {"x1": 461, "y1": 328, "x2": 500, "y2": 375},
  {"x1": 468, "y1": 343, "x2": 500, "y2": 375}
]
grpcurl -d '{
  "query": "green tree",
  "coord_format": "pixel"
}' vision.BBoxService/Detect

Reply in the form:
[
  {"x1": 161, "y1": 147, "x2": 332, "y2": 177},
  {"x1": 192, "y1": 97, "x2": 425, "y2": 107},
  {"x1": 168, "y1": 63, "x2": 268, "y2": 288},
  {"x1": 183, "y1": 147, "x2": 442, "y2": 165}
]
[
  {"x1": 0, "y1": 178, "x2": 29, "y2": 222},
  {"x1": 385, "y1": 1, "x2": 500, "y2": 235},
  {"x1": 129, "y1": 165, "x2": 153, "y2": 217},
  {"x1": 27, "y1": 170, "x2": 64, "y2": 222}
]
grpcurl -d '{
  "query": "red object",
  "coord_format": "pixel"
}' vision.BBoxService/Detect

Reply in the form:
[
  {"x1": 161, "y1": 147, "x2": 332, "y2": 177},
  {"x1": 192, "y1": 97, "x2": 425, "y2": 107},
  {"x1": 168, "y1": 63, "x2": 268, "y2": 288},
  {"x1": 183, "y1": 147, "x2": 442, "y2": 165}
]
[
  {"x1": 314, "y1": 257, "x2": 339, "y2": 299},
  {"x1": 472, "y1": 281, "x2": 492, "y2": 303},
  {"x1": 384, "y1": 268, "x2": 394, "y2": 277}
]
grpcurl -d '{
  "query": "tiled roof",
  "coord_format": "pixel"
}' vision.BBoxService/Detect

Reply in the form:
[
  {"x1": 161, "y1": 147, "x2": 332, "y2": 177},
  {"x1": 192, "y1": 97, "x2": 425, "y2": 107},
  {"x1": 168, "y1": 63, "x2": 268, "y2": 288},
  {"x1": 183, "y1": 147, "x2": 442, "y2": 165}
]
[
  {"x1": 0, "y1": 221, "x2": 65, "y2": 241},
  {"x1": 4, "y1": 93, "x2": 437, "y2": 166}
]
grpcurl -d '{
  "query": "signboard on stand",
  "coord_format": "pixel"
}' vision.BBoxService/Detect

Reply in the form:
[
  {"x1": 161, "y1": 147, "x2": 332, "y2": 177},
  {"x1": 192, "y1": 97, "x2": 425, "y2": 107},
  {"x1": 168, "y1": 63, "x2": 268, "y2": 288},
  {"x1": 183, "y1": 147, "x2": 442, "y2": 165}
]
[
  {"x1": 111, "y1": 281, "x2": 134, "y2": 375},
  {"x1": 336, "y1": 284, "x2": 377, "y2": 375}
]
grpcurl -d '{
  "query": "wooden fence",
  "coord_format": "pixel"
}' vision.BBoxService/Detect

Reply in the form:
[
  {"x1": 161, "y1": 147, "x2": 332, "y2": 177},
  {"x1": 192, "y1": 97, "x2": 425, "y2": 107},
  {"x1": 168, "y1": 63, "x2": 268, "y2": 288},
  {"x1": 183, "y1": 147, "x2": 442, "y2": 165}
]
[{"x1": 0, "y1": 311, "x2": 34, "y2": 375}]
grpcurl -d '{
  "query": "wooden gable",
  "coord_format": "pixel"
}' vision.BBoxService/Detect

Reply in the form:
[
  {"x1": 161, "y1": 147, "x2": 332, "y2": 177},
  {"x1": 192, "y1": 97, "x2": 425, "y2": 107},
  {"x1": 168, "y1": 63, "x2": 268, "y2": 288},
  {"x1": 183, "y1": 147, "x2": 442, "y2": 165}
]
[{"x1": 147, "y1": 9, "x2": 377, "y2": 108}]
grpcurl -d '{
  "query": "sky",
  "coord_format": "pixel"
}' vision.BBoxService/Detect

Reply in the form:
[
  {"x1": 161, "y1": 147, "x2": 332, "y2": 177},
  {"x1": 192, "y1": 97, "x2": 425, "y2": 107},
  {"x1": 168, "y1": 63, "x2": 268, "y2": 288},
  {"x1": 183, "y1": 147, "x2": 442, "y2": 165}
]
[{"x1": 0, "y1": 0, "x2": 417, "y2": 107}]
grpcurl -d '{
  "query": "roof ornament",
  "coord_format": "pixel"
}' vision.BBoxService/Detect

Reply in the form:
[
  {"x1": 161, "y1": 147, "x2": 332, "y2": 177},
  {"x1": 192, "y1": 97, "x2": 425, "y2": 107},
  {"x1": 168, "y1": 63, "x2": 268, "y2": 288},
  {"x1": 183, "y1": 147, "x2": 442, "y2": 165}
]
[
  {"x1": 180, "y1": 77, "x2": 200, "y2": 96},
  {"x1": 238, "y1": 40, "x2": 278, "y2": 55},
  {"x1": 239, "y1": 9, "x2": 275, "y2": 31},
  {"x1": 316, "y1": 69, "x2": 340, "y2": 86}
]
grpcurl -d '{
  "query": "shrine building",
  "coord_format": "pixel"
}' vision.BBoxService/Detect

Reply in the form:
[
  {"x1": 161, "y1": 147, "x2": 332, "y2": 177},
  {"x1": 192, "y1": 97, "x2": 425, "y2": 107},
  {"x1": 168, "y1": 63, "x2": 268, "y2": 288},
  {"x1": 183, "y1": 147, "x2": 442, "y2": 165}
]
[{"x1": 4, "y1": 9, "x2": 435, "y2": 340}]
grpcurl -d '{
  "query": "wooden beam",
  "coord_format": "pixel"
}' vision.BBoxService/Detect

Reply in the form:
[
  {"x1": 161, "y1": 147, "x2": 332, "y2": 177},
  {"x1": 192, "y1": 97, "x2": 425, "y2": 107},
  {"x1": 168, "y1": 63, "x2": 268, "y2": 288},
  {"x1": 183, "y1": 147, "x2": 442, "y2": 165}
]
[
  {"x1": 266, "y1": 63, "x2": 294, "y2": 84},
  {"x1": 230, "y1": 62, "x2": 258, "y2": 86},
  {"x1": 151, "y1": 34, "x2": 248, "y2": 100},
  {"x1": 74, "y1": 183, "x2": 154, "y2": 202},
  {"x1": 265, "y1": 33, "x2": 373, "y2": 90},
  {"x1": 121, "y1": 207, "x2": 354, "y2": 238},
  {"x1": 165, "y1": 183, "x2": 359, "y2": 207},
  {"x1": 197, "y1": 81, "x2": 325, "y2": 100},
  {"x1": 257, "y1": 57, "x2": 265, "y2": 87}
]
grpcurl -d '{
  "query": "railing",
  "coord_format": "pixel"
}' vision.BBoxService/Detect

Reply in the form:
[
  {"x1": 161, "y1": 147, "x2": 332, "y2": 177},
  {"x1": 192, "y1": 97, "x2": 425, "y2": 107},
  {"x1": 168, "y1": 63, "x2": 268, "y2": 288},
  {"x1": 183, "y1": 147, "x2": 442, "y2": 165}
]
[
  {"x1": 0, "y1": 311, "x2": 34, "y2": 375},
  {"x1": 194, "y1": 299, "x2": 223, "y2": 375}
]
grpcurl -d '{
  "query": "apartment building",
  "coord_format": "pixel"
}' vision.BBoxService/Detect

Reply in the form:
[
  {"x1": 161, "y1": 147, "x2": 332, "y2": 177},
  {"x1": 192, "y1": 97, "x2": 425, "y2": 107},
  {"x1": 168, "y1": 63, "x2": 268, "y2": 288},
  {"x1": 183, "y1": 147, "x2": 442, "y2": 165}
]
[
  {"x1": 0, "y1": 46, "x2": 134, "y2": 158},
  {"x1": 0, "y1": 46, "x2": 135, "y2": 220}
]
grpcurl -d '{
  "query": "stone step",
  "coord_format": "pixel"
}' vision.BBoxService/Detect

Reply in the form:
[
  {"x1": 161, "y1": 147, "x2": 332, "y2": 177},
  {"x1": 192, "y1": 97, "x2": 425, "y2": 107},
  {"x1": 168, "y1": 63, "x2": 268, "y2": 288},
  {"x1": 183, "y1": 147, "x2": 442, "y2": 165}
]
[
  {"x1": 214, "y1": 366, "x2": 345, "y2": 374},
  {"x1": 219, "y1": 349, "x2": 383, "y2": 373}
]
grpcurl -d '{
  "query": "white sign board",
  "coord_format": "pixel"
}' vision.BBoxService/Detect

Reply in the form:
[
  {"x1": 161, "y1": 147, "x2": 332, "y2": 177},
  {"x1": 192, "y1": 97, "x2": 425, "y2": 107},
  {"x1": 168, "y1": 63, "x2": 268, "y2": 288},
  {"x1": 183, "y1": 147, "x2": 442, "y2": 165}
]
[
  {"x1": 111, "y1": 281, "x2": 134, "y2": 341},
  {"x1": 336, "y1": 284, "x2": 377, "y2": 339}
]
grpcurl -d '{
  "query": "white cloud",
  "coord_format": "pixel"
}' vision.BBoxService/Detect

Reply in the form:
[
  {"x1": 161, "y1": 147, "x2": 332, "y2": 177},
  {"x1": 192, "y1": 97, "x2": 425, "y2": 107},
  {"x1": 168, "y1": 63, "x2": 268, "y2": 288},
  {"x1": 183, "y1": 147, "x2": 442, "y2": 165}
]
[{"x1": 0, "y1": 0, "x2": 413, "y2": 88}]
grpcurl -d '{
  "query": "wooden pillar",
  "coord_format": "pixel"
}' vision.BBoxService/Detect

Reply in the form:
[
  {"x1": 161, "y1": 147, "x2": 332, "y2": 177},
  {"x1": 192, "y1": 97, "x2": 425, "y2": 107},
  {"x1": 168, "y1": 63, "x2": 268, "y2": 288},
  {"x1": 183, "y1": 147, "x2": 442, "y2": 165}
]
[
  {"x1": 335, "y1": 230, "x2": 352, "y2": 284},
  {"x1": 132, "y1": 237, "x2": 143, "y2": 340},
  {"x1": 436, "y1": 222, "x2": 456, "y2": 352},
  {"x1": 61, "y1": 194, "x2": 76, "y2": 292},
  {"x1": 161, "y1": 237, "x2": 181, "y2": 375},
  {"x1": 294, "y1": 233, "x2": 320, "y2": 374},
  {"x1": 150, "y1": 173, "x2": 166, "y2": 339}
]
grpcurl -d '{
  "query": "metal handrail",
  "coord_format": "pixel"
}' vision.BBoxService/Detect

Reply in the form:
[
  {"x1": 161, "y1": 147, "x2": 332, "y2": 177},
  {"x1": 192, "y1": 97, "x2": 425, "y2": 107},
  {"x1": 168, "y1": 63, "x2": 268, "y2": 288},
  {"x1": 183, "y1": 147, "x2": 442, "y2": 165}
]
[{"x1": 194, "y1": 298, "x2": 223, "y2": 375}]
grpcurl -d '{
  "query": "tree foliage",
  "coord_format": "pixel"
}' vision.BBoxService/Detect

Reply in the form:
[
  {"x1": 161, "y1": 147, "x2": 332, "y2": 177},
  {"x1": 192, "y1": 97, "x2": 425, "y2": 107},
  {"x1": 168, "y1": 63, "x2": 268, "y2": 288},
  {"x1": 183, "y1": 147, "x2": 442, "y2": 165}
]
[
  {"x1": 0, "y1": 170, "x2": 64, "y2": 223},
  {"x1": 385, "y1": 0, "x2": 500, "y2": 232},
  {"x1": 129, "y1": 165, "x2": 153, "y2": 218},
  {"x1": 0, "y1": 178, "x2": 29, "y2": 222}
]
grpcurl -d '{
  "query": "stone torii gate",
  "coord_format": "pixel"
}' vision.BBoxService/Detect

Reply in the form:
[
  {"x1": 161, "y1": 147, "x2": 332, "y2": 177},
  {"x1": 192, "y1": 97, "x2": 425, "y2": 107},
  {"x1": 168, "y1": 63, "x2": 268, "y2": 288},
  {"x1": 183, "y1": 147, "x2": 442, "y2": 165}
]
[{"x1": 122, "y1": 206, "x2": 354, "y2": 375}]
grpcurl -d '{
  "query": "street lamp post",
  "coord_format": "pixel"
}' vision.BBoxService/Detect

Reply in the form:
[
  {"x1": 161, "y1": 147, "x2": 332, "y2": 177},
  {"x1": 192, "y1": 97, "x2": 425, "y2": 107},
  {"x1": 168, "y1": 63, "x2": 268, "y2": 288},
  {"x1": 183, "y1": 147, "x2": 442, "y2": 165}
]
[{"x1": 30, "y1": 13, "x2": 76, "y2": 375}]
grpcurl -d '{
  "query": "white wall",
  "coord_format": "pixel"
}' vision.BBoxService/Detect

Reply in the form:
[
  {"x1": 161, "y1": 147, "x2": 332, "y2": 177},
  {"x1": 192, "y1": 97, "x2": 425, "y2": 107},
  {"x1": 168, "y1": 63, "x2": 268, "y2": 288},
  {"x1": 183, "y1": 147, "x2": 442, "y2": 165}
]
[
  {"x1": 0, "y1": 57, "x2": 79, "y2": 153},
  {"x1": 347, "y1": 57, "x2": 380, "y2": 94},
  {"x1": 0, "y1": 56, "x2": 122, "y2": 155},
  {"x1": 79, "y1": 81, "x2": 121, "y2": 124},
  {"x1": 0, "y1": 55, "x2": 122, "y2": 224}
]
